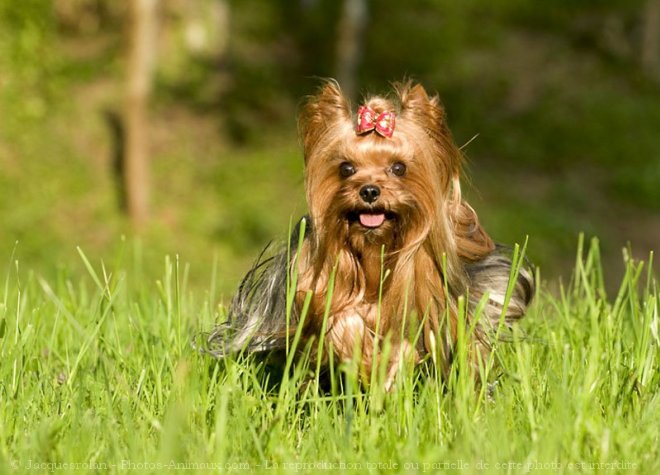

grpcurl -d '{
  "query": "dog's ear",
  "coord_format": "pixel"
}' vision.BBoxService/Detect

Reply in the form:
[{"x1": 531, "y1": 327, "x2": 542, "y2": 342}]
[
  {"x1": 298, "y1": 80, "x2": 352, "y2": 162},
  {"x1": 396, "y1": 81, "x2": 446, "y2": 130},
  {"x1": 395, "y1": 81, "x2": 462, "y2": 175}
]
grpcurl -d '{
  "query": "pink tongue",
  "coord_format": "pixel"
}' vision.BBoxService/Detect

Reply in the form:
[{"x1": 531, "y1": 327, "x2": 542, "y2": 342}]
[{"x1": 359, "y1": 213, "x2": 386, "y2": 228}]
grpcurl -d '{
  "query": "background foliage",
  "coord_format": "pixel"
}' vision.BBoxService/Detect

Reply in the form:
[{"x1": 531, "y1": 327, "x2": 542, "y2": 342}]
[{"x1": 1, "y1": 0, "x2": 659, "y2": 290}]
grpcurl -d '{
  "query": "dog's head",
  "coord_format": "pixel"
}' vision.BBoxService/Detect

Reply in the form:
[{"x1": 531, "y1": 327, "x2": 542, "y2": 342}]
[{"x1": 299, "y1": 80, "x2": 470, "y2": 256}]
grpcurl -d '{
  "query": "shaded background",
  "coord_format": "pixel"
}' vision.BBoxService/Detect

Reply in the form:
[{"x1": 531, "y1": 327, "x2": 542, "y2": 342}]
[{"x1": 1, "y1": 0, "x2": 659, "y2": 295}]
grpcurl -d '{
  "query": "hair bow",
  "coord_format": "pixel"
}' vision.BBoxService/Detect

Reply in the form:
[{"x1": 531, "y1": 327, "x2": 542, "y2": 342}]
[{"x1": 355, "y1": 105, "x2": 396, "y2": 138}]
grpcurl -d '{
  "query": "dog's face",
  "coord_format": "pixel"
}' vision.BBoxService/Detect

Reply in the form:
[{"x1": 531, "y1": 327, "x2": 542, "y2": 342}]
[
  {"x1": 301, "y1": 86, "x2": 458, "y2": 255},
  {"x1": 306, "y1": 131, "x2": 445, "y2": 254},
  {"x1": 336, "y1": 140, "x2": 410, "y2": 243}
]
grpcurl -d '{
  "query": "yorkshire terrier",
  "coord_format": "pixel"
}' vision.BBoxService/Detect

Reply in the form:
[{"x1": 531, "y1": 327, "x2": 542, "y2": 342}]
[{"x1": 204, "y1": 80, "x2": 534, "y2": 389}]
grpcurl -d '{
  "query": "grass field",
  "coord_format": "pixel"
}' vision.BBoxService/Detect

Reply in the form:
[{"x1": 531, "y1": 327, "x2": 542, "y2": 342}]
[
  {"x1": 2, "y1": 4, "x2": 659, "y2": 472},
  {"x1": 0, "y1": 237, "x2": 657, "y2": 474}
]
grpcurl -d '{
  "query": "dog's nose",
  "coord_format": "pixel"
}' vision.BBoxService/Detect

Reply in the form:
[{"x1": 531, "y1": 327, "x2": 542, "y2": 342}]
[{"x1": 359, "y1": 185, "x2": 380, "y2": 204}]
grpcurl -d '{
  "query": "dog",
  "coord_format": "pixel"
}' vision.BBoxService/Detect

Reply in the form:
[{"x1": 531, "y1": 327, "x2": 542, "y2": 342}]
[{"x1": 203, "y1": 80, "x2": 534, "y2": 389}]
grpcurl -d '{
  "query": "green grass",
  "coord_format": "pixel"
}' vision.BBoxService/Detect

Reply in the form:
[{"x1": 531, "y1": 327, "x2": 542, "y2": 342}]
[{"x1": 0, "y1": 237, "x2": 658, "y2": 474}]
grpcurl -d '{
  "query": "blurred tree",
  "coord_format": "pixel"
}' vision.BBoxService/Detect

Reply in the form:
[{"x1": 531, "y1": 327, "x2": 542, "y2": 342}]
[
  {"x1": 183, "y1": 0, "x2": 230, "y2": 58},
  {"x1": 125, "y1": 0, "x2": 159, "y2": 229},
  {"x1": 336, "y1": 0, "x2": 368, "y2": 101}
]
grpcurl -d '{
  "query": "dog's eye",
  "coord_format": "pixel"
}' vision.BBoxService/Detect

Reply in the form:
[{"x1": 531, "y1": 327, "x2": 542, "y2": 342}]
[
  {"x1": 339, "y1": 162, "x2": 356, "y2": 178},
  {"x1": 391, "y1": 162, "x2": 407, "y2": 177}
]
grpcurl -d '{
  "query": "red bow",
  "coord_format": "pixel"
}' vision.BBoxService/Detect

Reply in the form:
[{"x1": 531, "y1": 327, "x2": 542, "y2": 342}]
[{"x1": 355, "y1": 105, "x2": 396, "y2": 138}]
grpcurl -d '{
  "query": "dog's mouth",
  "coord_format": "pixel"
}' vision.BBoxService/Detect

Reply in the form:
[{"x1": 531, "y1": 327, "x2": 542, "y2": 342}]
[{"x1": 346, "y1": 209, "x2": 397, "y2": 229}]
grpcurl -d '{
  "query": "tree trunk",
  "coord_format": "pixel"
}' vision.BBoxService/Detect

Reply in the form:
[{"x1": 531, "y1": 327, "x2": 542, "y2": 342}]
[
  {"x1": 182, "y1": 0, "x2": 230, "y2": 59},
  {"x1": 125, "y1": 0, "x2": 158, "y2": 229},
  {"x1": 641, "y1": 0, "x2": 660, "y2": 79},
  {"x1": 336, "y1": 0, "x2": 367, "y2": 101}
]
